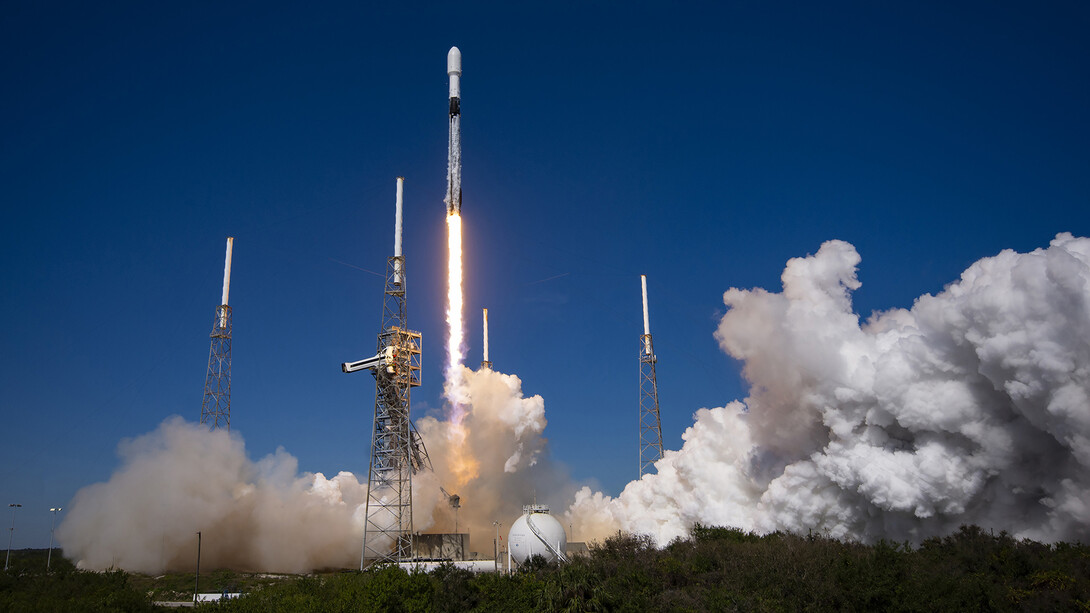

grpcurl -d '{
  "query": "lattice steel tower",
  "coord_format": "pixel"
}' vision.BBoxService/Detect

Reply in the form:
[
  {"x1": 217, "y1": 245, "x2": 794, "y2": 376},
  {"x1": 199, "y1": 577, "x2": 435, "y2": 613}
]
[
  {"x1": 201, "y1": 237, "x2": 234, "y2": 431},
  {"x1": 341, "y1": 178, "x2": 425, "y2": 566},
  {"x1": 639, "y1": 275, "x2": 664, "y2": 476}
]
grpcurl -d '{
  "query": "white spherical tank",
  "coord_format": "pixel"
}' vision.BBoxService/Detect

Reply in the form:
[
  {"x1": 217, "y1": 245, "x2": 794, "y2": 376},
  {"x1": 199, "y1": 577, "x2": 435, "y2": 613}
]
[{"x1": 508, "y1": 504, "x2": 568, "y2": 565}]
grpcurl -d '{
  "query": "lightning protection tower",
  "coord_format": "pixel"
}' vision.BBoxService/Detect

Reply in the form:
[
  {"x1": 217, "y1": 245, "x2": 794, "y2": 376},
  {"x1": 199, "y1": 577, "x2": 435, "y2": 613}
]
[
  {"x1": 481, "y1": 308, "x2": 492, "y2": 370},
  {"x1": 639, "y1": 275, "x2": 664, "y2": 477},
  {"x1": 346, "y1": 178, "x2": 423, "y2": 566},
  {"x1": 201, "y1": 237, "x2": 234, "y2": 431}
]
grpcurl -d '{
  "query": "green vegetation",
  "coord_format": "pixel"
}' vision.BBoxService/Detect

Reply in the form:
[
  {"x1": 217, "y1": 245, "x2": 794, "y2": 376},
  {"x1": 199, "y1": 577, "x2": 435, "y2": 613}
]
[
  {"x1": 0, "y1": 550, "x2": 157, "y2": 612},
  {"x1": 198, "y1": 526, "x2": 1090, "y2": 612},
  {"x1": 127, "y1": 569, "x2": 290, "y2": 603},
  {"x1": 3, "y1": 526, "x2": 1088, "y2": 611}
]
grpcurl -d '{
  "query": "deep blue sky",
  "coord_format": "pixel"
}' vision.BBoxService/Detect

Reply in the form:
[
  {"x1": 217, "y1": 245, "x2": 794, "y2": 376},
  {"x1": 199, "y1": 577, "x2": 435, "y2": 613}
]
[{"x1": 2, "y1": 1, "x2": 1088, "y2": 547}]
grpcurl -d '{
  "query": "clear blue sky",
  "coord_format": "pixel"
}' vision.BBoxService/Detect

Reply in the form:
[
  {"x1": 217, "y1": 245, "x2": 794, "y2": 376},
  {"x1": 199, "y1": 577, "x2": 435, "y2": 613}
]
[{"x1": 2, "y1": 1, "x2": 1088, "y2": 547}]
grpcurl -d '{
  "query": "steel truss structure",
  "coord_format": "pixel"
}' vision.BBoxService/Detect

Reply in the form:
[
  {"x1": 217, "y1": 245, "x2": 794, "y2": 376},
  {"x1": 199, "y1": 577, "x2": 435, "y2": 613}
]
[
  {"x1": 361, "y1": 254, "x2": 423, "y2": 566},
  {"x1": 201, "y1": 305, "x2": 232, "y2": 431},
  {"x1": 639, "y1": 333, "x2": 663, "y2": 477}
]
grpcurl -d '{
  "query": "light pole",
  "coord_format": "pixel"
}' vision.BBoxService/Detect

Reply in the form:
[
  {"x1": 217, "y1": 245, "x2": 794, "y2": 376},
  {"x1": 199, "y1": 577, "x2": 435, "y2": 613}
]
[
  {"x1": 47, "y1": 508, "x2": 62, "y2": 571},
  {"x1": 194, "y1": 531, "x2": 202, "y2": 603},
  {"x1": 492, "y1": 521, "x2": 501, "y2": 573},
  {"x1": 5, "y1": 504, "x2": 22, "y2": 571}
]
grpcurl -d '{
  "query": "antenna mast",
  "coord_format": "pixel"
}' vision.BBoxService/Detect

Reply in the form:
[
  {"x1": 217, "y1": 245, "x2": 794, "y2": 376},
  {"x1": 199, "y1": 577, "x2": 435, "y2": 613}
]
[
  {"x1": 201, "y1": 237, "x2": 234, "y2": 431},
  {"x1": 639, "y1": 275, "x2": 663, "y2": 476},
  {"x1": 481, "y1": 308, "x2": 492, "y2": 370}
]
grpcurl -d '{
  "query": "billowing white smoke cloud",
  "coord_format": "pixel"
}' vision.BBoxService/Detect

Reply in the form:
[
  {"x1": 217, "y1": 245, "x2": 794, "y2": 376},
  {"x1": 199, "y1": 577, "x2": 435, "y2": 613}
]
[
  {"x1": 57, "y1": 417, "x2": 376, "y2": 573},
  {"x1": 61, "y1": 233, "x2": 1090, "y2": 572},
  {"x1": 417, "y1": 365, "x2": 577, "y2": 554},
  {"x1": 570, "y1": 233, "x2": 1090, "y2": 546},
  {"x1": 57, "y1": 365, "x2": 569, "y2": 572}
]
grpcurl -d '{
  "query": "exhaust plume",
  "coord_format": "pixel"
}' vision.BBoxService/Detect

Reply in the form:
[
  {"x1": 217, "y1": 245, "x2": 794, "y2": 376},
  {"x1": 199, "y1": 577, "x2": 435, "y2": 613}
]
[
  {"x1": 445, "y1": 212, "x2": 472, "y2": 487},
  {"x1": 570, "y1": 233, "x2": 1090, "y2": 546},
  {"x1": 59, "y1": 233, "x2": 1090, "y2": 572},
  {"x1": 416, "y1": 365, "x2": 576, "y2": 553},
  {"x1": 56, "y1": 417, "x2": 374, "y2": 573},
  {"x1": 56, "y1": 360, "x2": 569, "y2": 572}
]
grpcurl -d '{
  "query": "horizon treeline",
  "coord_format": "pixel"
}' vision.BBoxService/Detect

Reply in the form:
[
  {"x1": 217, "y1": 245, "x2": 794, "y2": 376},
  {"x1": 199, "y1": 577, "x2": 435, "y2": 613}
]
[{"x1": 2, "y1": 525, "x2": 1088, "y2": 611}]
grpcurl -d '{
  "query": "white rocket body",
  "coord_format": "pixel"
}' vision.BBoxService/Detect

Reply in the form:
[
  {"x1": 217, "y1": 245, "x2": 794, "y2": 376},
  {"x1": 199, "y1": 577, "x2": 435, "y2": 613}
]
[
  {"x1": 447, "y1": 46, "x2": 461, "y2": 100},
  {"x1": 445, "y1": 46, "x2": 462, "y2": 215}
]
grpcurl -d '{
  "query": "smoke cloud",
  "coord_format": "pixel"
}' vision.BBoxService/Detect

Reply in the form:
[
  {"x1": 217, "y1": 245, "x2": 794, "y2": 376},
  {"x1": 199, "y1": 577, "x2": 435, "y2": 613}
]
[
  {"x1": 59, "y1": 233, "x2": 1090, "y2": 572},
  {"x1": 57, "y1": 365, "x2": 570, "y2": 572},
  {"x1": 56, "y1": 417, "x2": 371, "y2": 573},
  {"x1": 569, "y1": 233, "x2": 1090, "y2": 546},
  {"x1": 416, "y1": 365, "x2": 576, "y2": 555}
]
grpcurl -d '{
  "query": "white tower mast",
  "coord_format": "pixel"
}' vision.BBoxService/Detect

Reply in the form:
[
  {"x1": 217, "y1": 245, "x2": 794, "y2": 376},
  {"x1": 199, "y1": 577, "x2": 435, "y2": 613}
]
[{"x1": 481, "y1": 308, "x2": 492, "y2": 370}]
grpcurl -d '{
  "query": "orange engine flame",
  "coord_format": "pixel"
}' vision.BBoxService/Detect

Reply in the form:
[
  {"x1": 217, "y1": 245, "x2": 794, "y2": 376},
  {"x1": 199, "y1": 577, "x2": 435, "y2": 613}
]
[{"x1": 444, "y1": 212, "x2": 476, "y2": 486}]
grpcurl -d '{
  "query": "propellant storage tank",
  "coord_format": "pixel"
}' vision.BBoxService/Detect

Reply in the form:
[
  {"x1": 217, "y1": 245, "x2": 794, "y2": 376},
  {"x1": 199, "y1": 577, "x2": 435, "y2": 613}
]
[{"x1": 508, "y1": 504, "x2": 568, "y2": 565}]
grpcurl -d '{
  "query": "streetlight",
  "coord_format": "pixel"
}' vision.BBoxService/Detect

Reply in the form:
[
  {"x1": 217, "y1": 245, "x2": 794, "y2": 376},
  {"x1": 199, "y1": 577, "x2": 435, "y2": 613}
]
[
  {"x1": 194, "y1": 531, "x2": 201, "y2": 603},
  {"x1": 47, "y1": 508, "x2": 63, "y2": 571},
  {"x1": 492, "y1": 521, "x2": 502, "y2": 573},
  {"x1": 5, "y1": 504, "x2": 22, "y2": 571}
]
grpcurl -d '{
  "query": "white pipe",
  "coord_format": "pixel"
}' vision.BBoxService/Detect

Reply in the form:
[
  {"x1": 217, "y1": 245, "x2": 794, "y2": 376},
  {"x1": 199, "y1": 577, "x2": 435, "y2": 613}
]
[
  {"x1": 483, "y1": 308, "x2": 489, "y2": 363},
  {"x1": 394, "y1": 177, "x2": 404, "y2": 283},
  {"x1": 641, "y1": 275, "x2": 651, "y2": 354},
  {"x1": 219, "y1": 237, "x2": 234, "y2": 329},
  {"x1": 641, "y1": 275, "x2": 650, "y2": 334},
  {"x1": 395, "y1": 177, "x2": 404, "y2": 257},
  {"x1": 221, "y1": 237, "x2": 234, "y2": 306}
]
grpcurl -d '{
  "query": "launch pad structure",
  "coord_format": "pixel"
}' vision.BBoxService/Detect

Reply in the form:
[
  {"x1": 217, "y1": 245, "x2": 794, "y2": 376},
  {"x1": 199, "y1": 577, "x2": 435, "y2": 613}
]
[
  {"x1": 639, "y1": 275, "x2": 664, "y2": 476},
  {"x1": 364, "y1": 254, "x2": 422, "y2": 565},
  {"x1": 342, "y1": 177, "x2": 430, "y2": 567},
  {"x1": 201, "y1": 237, "x2": 234, "y2": 431}
]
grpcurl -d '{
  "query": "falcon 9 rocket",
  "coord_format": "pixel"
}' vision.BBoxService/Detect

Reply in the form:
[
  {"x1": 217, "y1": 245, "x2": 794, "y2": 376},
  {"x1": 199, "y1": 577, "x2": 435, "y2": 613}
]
[{"x1": 445, "y1": 46, "x2": 462, "y2": 215}]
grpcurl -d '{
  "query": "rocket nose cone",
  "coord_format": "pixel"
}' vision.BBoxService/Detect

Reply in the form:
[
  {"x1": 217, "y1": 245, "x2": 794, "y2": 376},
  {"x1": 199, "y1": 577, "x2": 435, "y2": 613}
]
[{"x1": 447, "y1": 46, "x2": 462, "y2": 75}]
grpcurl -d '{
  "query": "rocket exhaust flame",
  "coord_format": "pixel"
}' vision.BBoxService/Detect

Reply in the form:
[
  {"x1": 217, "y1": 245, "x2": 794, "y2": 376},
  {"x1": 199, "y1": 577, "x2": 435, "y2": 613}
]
[
  {"x1": 445, "y1": 211, "x2": 473, "y2": 487},
  {"x1": 446, "y1": 212, "x2": 465, "y2": 397}
]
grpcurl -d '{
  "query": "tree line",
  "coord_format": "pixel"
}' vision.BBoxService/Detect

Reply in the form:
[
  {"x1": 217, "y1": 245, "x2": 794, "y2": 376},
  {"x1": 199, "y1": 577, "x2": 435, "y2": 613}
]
[{"x1": 2, "y1": 525, "x2": 1088, "y2": 611}]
